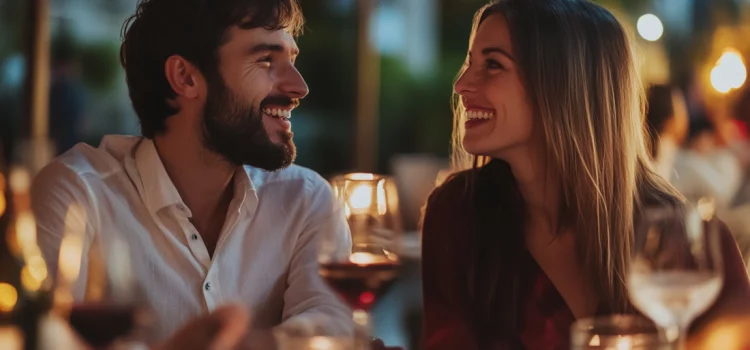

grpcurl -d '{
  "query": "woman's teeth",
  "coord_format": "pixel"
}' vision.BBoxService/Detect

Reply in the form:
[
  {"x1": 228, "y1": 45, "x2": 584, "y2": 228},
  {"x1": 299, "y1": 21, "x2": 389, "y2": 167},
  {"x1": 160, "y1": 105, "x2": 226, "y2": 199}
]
[
  {"x1": 263, "y1": 108, "x2": 292, "y2": 119},
  {"x1": 466, "y1": 110, "x2": 495, "y2": 120}
]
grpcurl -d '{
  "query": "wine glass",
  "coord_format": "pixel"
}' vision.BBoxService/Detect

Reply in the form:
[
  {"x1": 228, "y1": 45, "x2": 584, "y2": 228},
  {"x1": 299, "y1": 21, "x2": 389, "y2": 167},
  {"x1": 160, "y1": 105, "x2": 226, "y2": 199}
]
[
  {"x1": 627, "y1": 198, "x2": 723, "y2": 349},
  {"x1": 53, "y1": 205, "x2": 149, "y2": 349},
  {"x1": 320, "y1": 173, "x2": 402, "y2": 346}
]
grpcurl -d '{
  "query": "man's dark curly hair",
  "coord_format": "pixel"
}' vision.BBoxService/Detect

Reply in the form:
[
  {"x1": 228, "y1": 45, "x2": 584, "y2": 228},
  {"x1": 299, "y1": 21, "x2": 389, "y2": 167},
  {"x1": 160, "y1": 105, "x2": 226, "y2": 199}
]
[{"x1": 120, "y1": 0, "x2": 304, "y2": 138}]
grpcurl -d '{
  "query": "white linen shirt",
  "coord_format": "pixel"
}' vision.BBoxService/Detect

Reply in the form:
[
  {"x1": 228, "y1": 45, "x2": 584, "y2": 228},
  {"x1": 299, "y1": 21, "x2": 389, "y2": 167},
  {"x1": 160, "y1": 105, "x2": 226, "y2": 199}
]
[{"x1": 31, "y1": 135, "x2": 352, "y2": 341}]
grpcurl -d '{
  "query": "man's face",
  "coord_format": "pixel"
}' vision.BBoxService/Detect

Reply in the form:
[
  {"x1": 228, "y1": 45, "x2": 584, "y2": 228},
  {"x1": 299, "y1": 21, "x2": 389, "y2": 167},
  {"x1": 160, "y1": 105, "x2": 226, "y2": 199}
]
[{"x1": 201, "y1": 26, "x2": 308, "y2": 171}]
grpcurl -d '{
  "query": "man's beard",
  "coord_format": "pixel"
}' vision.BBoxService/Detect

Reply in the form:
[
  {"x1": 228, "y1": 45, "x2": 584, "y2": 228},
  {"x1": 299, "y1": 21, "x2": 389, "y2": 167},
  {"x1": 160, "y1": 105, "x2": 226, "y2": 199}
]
[{"x1": 201, "y1": 77, "x2": 296, "y2": 171}]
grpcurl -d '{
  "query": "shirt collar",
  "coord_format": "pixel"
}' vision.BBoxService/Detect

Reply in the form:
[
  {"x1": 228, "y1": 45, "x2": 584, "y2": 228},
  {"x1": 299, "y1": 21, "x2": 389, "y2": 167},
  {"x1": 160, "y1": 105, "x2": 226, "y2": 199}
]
[
  {"x1": 134, "y1": 138, "x2": 184, "y2": 213},
  {"x1": 132, "y1": 139, "x2": 257, "y2": 215}
]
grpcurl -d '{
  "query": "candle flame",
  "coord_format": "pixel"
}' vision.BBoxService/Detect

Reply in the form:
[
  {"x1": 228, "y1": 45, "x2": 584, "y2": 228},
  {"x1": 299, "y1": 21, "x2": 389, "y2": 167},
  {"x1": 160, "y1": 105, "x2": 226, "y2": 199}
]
[
  {"x1": 348, "y1": 184, "x2": 372, "y2": 212},
  {"x1": 349, "y1": 252, "x2": 377, "y2": 265}
]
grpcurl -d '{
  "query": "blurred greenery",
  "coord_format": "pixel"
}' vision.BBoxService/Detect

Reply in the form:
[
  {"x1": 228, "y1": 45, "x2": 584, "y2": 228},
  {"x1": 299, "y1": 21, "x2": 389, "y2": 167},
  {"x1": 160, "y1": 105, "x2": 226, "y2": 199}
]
[
  {"x1": 78, "y1": 41, "x2": 120, "y2": 93},
  {"x1": 0, "y1": 0, "x2": 25, "y2": 63}
]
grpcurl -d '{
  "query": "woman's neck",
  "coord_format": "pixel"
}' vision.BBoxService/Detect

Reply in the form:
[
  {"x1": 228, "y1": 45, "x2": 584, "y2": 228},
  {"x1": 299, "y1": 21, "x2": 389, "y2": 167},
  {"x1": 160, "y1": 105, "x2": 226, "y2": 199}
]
[{"x1": 504, "y1": 150, "x2": 562, "y2": 239}]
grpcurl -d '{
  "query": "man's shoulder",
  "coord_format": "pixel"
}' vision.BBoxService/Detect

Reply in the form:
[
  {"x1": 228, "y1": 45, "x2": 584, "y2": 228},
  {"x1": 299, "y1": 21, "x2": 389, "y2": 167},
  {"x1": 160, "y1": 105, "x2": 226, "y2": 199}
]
[
  {"x1": 40, "y1": 135, "x2": 141, "y2": 182},
  {"x1": 244, "y1": 164, "x2": 328, "y2": 193}
]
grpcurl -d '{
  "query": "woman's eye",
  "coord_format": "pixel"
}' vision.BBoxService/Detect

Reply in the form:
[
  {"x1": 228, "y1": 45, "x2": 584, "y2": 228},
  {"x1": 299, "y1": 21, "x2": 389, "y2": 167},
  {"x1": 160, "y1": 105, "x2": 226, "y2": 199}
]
[{"x1": 486, "y1": 59, "x2": 503, "y2": 70}]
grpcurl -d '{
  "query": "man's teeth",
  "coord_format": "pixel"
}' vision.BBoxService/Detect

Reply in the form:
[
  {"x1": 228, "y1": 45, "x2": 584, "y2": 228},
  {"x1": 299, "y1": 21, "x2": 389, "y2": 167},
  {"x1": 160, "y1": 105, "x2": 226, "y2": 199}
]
[
  {"x1": 466, "y1": 110, "x2": 494, "y2": 120},
  {"x1": 263, "y1": 108, "x2": 292, "y2": 119}
]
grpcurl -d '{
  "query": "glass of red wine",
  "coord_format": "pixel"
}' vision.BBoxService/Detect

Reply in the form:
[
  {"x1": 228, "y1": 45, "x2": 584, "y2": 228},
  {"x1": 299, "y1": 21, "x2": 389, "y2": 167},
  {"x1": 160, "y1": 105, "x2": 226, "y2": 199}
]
[
  {"x1": 320, "y1": 173, "x2": 402, "y2": 346},
  {"x1": 52, "y1": 208, "x2": 148, "y2": 349}
]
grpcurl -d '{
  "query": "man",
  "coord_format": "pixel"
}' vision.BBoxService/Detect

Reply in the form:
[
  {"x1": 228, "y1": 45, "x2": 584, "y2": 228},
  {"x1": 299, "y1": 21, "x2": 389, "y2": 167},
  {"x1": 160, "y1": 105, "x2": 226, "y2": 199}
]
[{"x1": 32, "y1": 0, "x2": 352, "y2": 342}]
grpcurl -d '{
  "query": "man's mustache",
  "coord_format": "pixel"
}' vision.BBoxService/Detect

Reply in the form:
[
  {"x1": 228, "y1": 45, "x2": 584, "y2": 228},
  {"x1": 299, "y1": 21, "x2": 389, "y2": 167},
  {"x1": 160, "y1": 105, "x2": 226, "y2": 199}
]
[{"x1": 260, "y1": 95, "x2": 300, "y2": 109}]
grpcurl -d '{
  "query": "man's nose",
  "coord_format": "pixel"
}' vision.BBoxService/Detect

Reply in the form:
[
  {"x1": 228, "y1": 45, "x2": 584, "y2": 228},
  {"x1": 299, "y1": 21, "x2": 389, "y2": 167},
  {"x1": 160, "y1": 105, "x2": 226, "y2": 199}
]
[{"x1": 277, "y1": 65, "x2": 309, "y2": 99}]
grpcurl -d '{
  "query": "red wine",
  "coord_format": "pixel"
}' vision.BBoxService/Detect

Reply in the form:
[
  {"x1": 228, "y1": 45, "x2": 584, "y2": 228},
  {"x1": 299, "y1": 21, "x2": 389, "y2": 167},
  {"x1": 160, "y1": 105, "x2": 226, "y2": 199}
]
[
  {"x1": 68, "y1": 304, "x2": 136, "y2": 348},
  {"x1": 319, "y1": 262, "x2": 399, "y2": 311}
]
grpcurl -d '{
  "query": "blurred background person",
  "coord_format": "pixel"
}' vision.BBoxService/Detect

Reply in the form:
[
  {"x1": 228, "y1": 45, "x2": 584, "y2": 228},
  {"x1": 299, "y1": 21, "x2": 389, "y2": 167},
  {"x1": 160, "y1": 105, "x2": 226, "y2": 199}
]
[
  {"x1": 644, "y1": 84, "x2": 689, "y2": 179},
  {"x1": 49, "y1": 26, "x2": 86, "y2": 155}
]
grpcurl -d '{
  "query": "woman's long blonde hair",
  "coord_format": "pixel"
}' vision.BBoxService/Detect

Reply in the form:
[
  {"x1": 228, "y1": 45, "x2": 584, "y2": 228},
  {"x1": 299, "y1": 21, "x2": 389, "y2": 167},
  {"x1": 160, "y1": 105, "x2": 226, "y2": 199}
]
[{"x1": 452, "y1": 0, "x2": 680, "y2": 340}]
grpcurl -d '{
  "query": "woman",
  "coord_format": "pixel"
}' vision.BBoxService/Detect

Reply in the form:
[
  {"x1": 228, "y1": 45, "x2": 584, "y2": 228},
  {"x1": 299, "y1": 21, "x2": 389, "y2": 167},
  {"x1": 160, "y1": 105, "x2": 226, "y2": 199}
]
[{"x1": 421, "y1": 1, "x2": 750, "y2": 349}]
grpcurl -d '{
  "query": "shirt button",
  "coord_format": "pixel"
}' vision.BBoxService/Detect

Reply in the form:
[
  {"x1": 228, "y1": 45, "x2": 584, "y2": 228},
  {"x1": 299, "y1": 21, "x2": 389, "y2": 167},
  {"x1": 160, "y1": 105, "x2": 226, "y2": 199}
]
[
  {"x1": 191, "y1": 234, "x2": 198, "y2": 241},
  {"x1": 204, "y1": 282, "x2": 211, "y2": 291}
]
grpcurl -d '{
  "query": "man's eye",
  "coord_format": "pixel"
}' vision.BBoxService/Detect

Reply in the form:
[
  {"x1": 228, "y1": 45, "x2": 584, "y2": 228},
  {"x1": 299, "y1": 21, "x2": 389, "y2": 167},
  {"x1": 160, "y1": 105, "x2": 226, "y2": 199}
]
[{"x1": 257, "y1": 56, "x2": 272, "y2": 63}]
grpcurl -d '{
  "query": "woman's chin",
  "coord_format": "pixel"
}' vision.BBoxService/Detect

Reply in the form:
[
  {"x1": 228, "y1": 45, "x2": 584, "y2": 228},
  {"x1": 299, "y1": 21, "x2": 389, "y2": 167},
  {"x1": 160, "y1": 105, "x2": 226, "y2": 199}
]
[{"x1": 462, "y1": 140, "x2": 496, "y2": 159}]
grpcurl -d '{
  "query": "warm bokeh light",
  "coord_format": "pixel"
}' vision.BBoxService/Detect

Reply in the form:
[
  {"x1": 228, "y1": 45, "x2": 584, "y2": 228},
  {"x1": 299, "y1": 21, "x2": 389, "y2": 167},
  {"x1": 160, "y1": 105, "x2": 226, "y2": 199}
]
[
  {"x1": 616, "y1": 336, "x2": 632, "y2": 350},
  {"x1": 0, "y1": 173, "x2": 6, "y2": 216},
  {"x1": 0, "y1": 283, "x2": 18, "y2": 313},
  {"x1": 309, "y1": 336, "x2": 334, "y2": 350},
  {"x1": 0, "y1": 194, "x2": 6, "y2": 217},
  {"x1": 21, "y1": 266, "x2": 43, "y2": 292},
  {"x1": 27, "y1": 254, "x2": 48, "y2": 283},
  {"x1": 14, "y1": 211, "x2": 37, "y2": 257},
  {"x1": 589, "y1": 335, "x2": 601, "y2": 346},
  {"x1": 8, "y1": 167, "x2": 30, "y2": 194},
  {"x1": 637, "y1": 14, "x2": 664, "y2": 41},
  {"x1": 711, "y1": 48, "x2": 747, "y2": 94},
  {"x1": 59, "y1": 233, "x2": 84, "y2": 283}
]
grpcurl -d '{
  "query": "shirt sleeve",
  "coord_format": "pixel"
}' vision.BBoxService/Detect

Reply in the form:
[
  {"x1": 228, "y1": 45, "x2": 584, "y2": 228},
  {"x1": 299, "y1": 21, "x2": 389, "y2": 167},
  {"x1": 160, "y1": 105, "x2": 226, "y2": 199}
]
[
  {"x1": 278, "y1": 174, "x2": 353, "y2": 335},
  {"x1": 31, "y1": 161, "x2": 98, "y2": 301}
]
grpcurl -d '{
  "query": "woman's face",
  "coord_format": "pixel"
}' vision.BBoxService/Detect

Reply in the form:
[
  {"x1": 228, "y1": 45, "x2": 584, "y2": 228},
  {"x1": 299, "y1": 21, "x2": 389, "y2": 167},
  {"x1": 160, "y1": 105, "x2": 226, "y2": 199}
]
[{"x1": 454, "y1": 14, "x2": 535, "y2": 159}]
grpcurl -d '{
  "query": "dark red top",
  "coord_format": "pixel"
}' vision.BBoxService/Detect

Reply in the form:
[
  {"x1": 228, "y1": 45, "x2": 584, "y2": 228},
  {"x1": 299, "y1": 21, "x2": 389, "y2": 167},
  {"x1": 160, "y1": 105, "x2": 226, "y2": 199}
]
[{"x1": 421, "y1": 170, "x2": 750, "y2": 350}]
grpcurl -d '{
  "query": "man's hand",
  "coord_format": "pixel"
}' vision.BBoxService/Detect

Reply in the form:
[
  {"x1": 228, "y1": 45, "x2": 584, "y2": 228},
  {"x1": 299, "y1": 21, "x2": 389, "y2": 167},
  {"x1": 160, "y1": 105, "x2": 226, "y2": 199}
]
[{"x1": 154, "y1": 304, "x2": 250, "y2": 350}]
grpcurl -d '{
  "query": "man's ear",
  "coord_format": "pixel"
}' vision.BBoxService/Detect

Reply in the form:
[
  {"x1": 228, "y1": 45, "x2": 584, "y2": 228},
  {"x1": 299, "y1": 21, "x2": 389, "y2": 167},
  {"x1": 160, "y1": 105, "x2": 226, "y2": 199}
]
[{"x1": 165, "y1": 55, "x2": 203, "y2": 99}]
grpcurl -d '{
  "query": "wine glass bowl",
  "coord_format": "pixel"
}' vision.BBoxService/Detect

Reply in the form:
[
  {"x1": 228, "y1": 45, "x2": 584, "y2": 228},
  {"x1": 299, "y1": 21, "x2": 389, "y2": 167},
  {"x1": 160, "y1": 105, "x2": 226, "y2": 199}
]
[
  {"x1": 319, "y1": 243, "x2": 399, "y2": 312},
  {"x1": 627, "y1": 199, "x2": 723, "y2": 349},
  {"x1": 53, "y1": 210, "x2": 147, "y2": 349}
]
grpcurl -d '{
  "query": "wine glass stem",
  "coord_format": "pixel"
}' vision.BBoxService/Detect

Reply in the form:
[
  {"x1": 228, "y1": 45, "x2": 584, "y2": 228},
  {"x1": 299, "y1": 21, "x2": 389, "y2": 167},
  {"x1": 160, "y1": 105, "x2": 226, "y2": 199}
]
[
  {"x1": 675, "y1": 324, "x2": 688, "y2": 350},
  {"x1": 662, "y1": 324, "x2": 687, "y2": 350},
  {"x1": 353, "y1": 309, "x2": 371, "y2": 350}
]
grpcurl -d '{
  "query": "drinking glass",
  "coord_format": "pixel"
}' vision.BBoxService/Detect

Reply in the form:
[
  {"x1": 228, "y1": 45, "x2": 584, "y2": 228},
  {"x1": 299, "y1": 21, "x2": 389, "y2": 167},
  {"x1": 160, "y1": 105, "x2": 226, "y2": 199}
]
[
  {"x1": 274, "y1": 328, "x2": 355, "y2": 350},
  {"x1": 53, "y1": 206, "x2": 149, "y2": 349},
  {"x1": 627, "y1": 198, "x2": 723, "y2": 350},
  {"x1": 571, "y1": 315, "x2": 666, "y2": 350},
  {"x1": 320, "y1": 173, "x2": 402, "y2": 348}
]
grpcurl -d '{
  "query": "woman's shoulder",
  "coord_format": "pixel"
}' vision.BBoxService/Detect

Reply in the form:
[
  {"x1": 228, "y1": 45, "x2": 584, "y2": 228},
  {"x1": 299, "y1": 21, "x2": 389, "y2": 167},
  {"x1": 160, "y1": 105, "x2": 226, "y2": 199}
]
[{"x1": 423, "y1": 169, "x2": 473, "y2": 218}]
